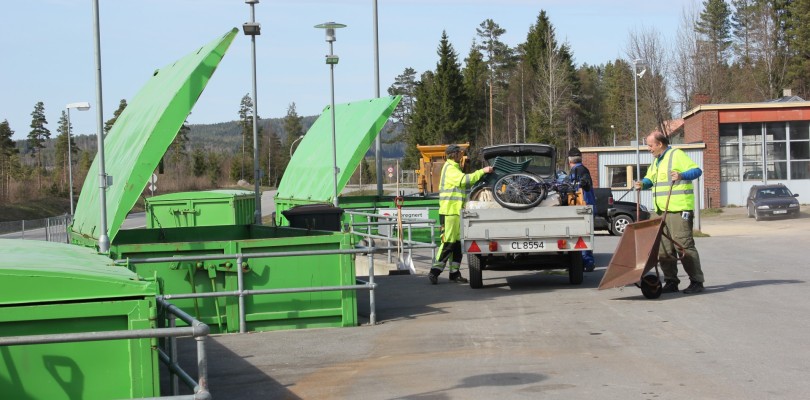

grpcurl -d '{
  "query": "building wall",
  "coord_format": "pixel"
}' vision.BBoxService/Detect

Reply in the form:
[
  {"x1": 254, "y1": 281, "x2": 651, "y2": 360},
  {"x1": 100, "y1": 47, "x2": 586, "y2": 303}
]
[{"x1": 583, "y1": 152, "x2": 598, "y2": 187}]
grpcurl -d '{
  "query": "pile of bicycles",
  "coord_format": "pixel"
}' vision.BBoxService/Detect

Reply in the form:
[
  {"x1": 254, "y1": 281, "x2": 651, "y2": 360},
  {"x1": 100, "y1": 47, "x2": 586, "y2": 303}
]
[{"x1": 470, "y1": 157, "x2": 577, "y2": 210}]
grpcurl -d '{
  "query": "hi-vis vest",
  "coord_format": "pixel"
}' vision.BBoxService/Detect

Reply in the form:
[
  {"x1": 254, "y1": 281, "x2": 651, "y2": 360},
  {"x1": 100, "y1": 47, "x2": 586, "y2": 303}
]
[
  {"x1": 438, "y1": 159, "x2": 486, "y2": 215},
  {"x1": 645, "y1": 147, "x2": 699, "y2": 213}
]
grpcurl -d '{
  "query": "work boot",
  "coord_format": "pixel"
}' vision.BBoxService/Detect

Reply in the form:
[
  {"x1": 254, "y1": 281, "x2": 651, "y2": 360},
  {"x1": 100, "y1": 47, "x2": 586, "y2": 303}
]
[
  {"x1": 428, "y1": 268, "x2": 442, "y2": 285},
  {"x1": 662, "y1": 281, "x2": 679, "y2": 293},
  {"x1": 682, "y1": 281, "x2": 704, "y2": 294},
  {"x1": 448, "y1": 271, "x2": 468, "y2": 283}
]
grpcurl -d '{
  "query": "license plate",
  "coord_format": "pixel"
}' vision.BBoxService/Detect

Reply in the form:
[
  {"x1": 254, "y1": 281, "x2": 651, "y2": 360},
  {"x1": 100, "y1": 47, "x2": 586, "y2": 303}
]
[
  {"x1": 774, "y1": 210, "x2": 787, "y2": 214},
  {"x1": 509, "y1": 241, "x2": 545, "y2": 250}
]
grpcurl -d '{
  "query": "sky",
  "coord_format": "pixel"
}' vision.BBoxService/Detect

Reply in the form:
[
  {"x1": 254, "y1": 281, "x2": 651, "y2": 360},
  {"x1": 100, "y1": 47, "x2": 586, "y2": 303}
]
[{"x1": 2, "y1": 0, "x2": 697, "y2": 141}]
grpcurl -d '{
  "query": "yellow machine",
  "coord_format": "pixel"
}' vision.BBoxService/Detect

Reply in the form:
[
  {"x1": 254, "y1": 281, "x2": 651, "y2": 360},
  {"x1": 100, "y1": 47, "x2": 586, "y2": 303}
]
[{"x1": 415, "y1": 143, "x2": 470, "y2": 195}]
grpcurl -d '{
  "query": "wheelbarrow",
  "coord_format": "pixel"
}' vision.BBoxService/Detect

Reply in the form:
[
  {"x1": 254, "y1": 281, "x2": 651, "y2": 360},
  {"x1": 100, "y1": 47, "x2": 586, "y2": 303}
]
[{"x1": 598, "y1": 182, "x2": 685, "y2": 299}]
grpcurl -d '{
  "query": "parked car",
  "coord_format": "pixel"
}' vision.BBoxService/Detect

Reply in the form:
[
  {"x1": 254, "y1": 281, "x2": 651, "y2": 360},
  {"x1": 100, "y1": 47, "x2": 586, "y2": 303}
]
[
  {"x1": 593, "y1": 188, "x2": 651, "y2": 235},
  {"x1": 746, "y1": 184, "x2": 801, "y2": 221}
]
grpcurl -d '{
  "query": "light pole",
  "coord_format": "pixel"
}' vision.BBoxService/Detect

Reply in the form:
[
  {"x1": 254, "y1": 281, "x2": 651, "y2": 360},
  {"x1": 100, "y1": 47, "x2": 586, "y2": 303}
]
[
  {"x1": 610, "y1": 124, "x2": 616, "y2": 147},
  {"x1": 65, "y1": 102, "x2": 91, "y2": 216},
  {"x1": 373, "y1": 0, "x2": 383, "y2": 197},
  {"x1": 289, "y1": 135, "x2": 304, "y2": 157},
  {"x1": 243, "y1": 0, "x2": 262, "y2": 225},
  {"x1": 92, "y1": 0, "x2": 110, "y2": 253},
  {"x1": 315, "y1": 22, "x2": 346, "y2": 207},
  {"x1": 633, "y1": 58, "x2": 647, "y2": 182}
]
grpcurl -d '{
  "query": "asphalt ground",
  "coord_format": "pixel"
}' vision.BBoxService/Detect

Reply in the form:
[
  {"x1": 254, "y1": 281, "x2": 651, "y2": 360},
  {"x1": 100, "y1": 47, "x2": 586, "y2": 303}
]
[{"x1": 167, "y1": 207, "x2": 810, "y2": 399}]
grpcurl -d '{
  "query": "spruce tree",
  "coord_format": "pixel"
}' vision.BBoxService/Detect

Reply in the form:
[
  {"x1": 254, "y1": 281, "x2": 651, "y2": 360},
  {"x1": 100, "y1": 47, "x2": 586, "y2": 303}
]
[
  {"x1": 0, "y1": 119, "x2": 19, "y2": 201},
  {"x1": 27, "y1": 101, "x2": 50, "y2": 188},
  {"x1": 105, "y1": 99, "x2": 128, "y2": 134}
]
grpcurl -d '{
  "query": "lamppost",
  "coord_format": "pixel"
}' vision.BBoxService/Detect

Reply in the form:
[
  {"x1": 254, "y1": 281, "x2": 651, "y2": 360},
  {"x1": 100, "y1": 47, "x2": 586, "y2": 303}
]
[
  {"x1": 633, "y1": 58, "x2": 647, "y2": 182},
  {"x1": 243, "y1": 0, "x2": 262, "y2": 225},
  {"x1": 315, "y1": 21, "x2": 346, "y2": 207},
  {"x1": 610, "y1": 124, "x2": 616, "y2": 147},
  {"x1": 65, "y1": 102, "x2": 91, "y2": 216},
  {"x1": 92, "y1": 0, "x2": 110, "y2": 253},
  {"x1": 373, "y1": 0, "x2": 383, "y2": 197},
  {"x1": 289, "y1": 135, "x2": 304, "y2": 157}
]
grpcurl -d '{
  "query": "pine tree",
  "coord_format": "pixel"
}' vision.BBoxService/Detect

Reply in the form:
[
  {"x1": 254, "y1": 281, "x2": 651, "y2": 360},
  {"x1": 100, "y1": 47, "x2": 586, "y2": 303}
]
[
  {"x1": 281, "y1": 102, "x2": 304, "y2": 180},
  {"x1": 105, "y1": 99, "x2": 128, "y2": 134},
  {"x1": 54, "y1": 110, "x2": 77, "y2": 188},
  {"x1": 786, "y1": 0, "x2": 810, "y2": 96},
  {"x1": 0, "y1": 119, "x2": 19, "y2": 201},
  {"x1": 192, "y1": 148, "x2": 207, "y2": 177},
  {"x1": 27, "y1": 101, "x2": 50, "y2": 189},
  {"x1": 476, "y1": 19, "x2": 512, "y2": 145},
  {"x1": 463, "y1": 42, "x2": 490, "y2": 147},
  {"x1": 387, "y1": 67, "x2": 419, "y2": 142},
  {"x1": 695, "y1": 0, "x2": 733, "y2": 99},
  {"x1": 431, "y1": 31, "x2": 470, "y2": 145},
  {"x1": 237, "y1": 94, "x2": 254, "y2": 181}
]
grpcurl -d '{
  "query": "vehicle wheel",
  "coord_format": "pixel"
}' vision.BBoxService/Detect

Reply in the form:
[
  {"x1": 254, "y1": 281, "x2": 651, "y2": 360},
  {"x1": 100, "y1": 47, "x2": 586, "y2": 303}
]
[
  {"x1": 754, "y1": 210, "x2": 762, "y2": 221},
  {"x1": 468, "y1": 254, "x2": 484, "y2": 289},
  {"x1": 640, "y1": 274, "x2": 662, "y2": 299},
  {"x1": 568, "y1": 251, "x2": 584, "y2": 285},
  {"x1": 747, "y1": 205, "x2": 753, "y2": 218},
  {"x1": 610, "y1": 214, "x2": 633, "y2": 236},
  {"x1": 492, "y1": 172, "x2": 547, "y2": 210}
]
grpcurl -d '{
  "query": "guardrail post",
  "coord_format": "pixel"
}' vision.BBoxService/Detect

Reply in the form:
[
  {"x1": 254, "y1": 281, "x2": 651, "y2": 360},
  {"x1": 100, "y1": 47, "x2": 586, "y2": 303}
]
[
  {"x1": 237, "y1": 255, "x2": 246, "y2": 333},
  {"x1": 170, "y1": 312, "x2": 180, "y2": 395}
]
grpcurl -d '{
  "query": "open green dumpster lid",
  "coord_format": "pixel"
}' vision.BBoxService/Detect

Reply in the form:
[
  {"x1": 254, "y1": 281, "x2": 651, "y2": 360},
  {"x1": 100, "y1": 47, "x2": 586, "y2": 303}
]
[
  {"x1": 275, "y1": 96, "x2": 401, "y2": 203},
  {"x1": 71, "y1": 28, "x2": 238, "y2": 245},
  {"x1": 0, "y1": 239, "x2": 155, "y2": 305}
]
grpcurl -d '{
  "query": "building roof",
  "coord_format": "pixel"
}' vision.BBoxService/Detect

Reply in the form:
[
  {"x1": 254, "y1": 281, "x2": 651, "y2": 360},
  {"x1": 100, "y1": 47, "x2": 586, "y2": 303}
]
[{"x1": 682, "y1": 99, "x2": 810, "y2": 119}]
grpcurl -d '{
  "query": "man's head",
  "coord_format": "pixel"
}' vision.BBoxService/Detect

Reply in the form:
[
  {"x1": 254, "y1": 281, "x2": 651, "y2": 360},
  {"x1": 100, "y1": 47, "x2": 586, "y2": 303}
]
[
  {"x1": 567, "y1": 147, "x2": 582, "y2": 165},
  {"x1": 645, "y1": 131, "x2": 670, "y2": 157},
  {"x1": 446, "y1": 144, "x2": 462, "y2": 161}
]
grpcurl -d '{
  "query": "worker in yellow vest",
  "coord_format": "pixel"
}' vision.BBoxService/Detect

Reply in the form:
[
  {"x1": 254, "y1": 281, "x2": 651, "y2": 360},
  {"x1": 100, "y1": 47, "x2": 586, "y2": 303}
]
[
  {"x1": 429, "y1": 144, "x2": 493, "y2": 284},
  {"x1": 635, "y1": 132, "x2": 705, "y2": 294}
]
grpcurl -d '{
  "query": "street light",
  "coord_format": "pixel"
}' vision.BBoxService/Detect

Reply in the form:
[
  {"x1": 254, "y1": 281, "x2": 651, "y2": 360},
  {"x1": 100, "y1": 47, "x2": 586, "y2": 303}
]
[
  {"x1": 633, "y1": 58, "x2": 647, "y2": 182},
  {"x1": 65, "y1": 102, "x2": 91, "y2": 216},
  {"x1": 373, "y1": 0, "x2": 383, "y2": 197},
  {"x1": 243, "y1": 0, "x2": 262, "y2": 225},
  {"x1": 289, "y1": 135, "x2": 304, "y2": 157},
  {"x1": 92, "y1": 0, "x2": 110, "y2": 253},
  {"x1": 315, "y1": 21, "x2": 347, "y2": 207},
  {"x1": 610, "y1": 124, "x2": 616, "y2": 147}
]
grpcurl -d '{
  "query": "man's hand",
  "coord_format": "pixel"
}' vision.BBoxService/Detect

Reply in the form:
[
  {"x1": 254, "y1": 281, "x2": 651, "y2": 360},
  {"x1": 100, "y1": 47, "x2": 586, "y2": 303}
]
[
  {"x1": 483, "y1": 166, "x2": 494, "y2": 174},
  {"x1": 634, "y1": 180, "x2": 643, "y2": 190},
  {"x1": 670, "y1": 170, "x2": 681, "y2": 181}
]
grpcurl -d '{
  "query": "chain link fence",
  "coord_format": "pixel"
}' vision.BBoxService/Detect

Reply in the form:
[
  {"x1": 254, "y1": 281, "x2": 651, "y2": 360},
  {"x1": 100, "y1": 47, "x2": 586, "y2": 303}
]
[{"x1": 0, "y1": 215, "x2": 72, "y2": 243}]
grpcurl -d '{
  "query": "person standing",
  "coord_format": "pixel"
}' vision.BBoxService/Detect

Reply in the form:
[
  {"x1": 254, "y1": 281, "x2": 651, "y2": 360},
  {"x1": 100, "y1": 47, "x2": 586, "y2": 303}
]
[
  {"x1": 429, "y1": 144, "x2": 493, "y2": 284},
  {"x1": 567, "y1": 148, "x2": 596, "y2": 272},
  {"x1": 635, "y1": 132, "x2": 705, "y2": 294}
]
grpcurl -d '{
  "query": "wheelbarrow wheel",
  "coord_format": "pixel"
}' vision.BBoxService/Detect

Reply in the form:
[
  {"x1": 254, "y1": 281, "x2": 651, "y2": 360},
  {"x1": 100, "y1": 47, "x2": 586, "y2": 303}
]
[{"x1": 640, "y1": 274, "x2": 663, "y2": 299}]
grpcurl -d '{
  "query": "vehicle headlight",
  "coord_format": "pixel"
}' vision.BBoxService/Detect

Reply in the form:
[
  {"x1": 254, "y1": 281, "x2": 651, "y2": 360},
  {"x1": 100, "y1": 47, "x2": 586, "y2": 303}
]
[
  {"x1": 789, "y1": 203, "x2": 799, "y2": 208},
  {"x1": 756, "y1": 205, "x2": 770, "y2": 210}
]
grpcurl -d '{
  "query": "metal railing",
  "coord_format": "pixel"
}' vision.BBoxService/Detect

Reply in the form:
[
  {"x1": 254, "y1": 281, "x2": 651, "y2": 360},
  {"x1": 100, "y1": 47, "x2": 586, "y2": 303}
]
[
  {"x1": 0, "y1": 298, "x2": 212, "y2": 400},
  {"x1": 115, "y1": 212, "x2": 436, "y2": 328},
  {"x1": 0, "y1": 214, "x2": 72, "y2": 243}
]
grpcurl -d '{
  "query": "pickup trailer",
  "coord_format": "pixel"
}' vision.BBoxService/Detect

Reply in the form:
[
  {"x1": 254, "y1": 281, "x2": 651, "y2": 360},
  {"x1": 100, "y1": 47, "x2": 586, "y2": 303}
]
[{"x1": 461, "y1": 144, "x2": 594, "y2": 288}]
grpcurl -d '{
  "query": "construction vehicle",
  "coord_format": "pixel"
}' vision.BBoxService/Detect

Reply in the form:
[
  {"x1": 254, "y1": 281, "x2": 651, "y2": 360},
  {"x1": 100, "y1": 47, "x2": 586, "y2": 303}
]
[{"x1": 415, "y1": 143, "x2": 470, "y2": 195}]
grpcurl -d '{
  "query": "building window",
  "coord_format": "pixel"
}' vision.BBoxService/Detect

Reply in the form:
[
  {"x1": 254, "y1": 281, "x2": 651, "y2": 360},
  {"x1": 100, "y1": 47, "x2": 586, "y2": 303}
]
[
  {"x1": 791, "y1": 121, "x2": 810, "y2": 179},
  {"x1": 766, "y1": 122, "x2": 788, "y2": 179},
  {"x1": 607, "y1": 165, "x2": 648, "y2": 188},
  {"x1": 720, "y1": 123, "x2": 740, "y2": 182}
]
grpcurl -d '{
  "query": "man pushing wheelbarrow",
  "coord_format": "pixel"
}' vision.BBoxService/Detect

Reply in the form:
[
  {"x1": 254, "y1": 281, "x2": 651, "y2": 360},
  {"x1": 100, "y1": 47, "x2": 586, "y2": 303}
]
[{"x1": 598, "y1": 132, "x2": 705, "y2": 298}]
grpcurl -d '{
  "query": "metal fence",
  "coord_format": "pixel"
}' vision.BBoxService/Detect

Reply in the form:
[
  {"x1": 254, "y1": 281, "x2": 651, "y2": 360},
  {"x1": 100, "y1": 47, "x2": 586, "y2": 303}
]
[{"x1": 0, "y1": 214, "x2": 72, "y2": 243}]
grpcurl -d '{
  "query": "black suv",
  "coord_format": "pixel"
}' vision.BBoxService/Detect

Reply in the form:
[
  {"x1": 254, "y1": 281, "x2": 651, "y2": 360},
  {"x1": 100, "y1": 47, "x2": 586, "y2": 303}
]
[
  {"x1": 746, "y1": 184, "x2": 801, "y2": 221},
  {"x1": 593, "y1": 188, "x2": 651, "y2": 235}
]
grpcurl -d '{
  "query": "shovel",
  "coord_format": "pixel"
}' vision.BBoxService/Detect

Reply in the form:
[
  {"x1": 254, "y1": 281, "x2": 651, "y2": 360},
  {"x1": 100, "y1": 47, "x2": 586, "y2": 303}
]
[{"x1": 393, "y1": 173, "x2": 416, "y2": 274}]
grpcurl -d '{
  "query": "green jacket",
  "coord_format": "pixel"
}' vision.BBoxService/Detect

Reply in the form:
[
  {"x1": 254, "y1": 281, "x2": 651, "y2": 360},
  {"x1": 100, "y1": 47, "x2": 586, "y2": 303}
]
[{"x1": 438, "y1": 159, "x2": 486, "y2": 215}]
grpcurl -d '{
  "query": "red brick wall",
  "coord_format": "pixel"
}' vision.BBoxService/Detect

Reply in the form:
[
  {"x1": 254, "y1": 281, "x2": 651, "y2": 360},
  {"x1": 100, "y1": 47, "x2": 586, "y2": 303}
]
[
  {"x1": 583, "y1": 153, "x2": 599, "y2": 187},
  {"x1": 684, "y1": 110, "x2": 720, "y2": 208}
]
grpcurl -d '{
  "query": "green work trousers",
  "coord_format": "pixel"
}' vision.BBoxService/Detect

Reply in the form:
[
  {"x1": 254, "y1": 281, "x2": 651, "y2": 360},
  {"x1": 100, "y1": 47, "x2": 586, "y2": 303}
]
[{"x1": 659, "y1": 211, "x2": 704, "y2": 284}]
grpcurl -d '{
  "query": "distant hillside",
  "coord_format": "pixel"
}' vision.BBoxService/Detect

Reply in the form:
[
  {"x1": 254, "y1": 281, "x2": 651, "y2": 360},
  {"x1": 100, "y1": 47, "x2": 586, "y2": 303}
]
[{"x1": 13, "y1": 115, "x2": 406, "y2": 160}]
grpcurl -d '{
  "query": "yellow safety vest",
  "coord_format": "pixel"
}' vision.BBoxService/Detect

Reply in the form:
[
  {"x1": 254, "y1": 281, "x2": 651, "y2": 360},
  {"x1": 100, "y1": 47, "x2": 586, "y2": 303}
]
[
  {"x1": 645, "y1": 148, "x2": 699, "y2": 213},
  {"x1": 438, "y1": 159, "x2": 486, "y2": 215}
]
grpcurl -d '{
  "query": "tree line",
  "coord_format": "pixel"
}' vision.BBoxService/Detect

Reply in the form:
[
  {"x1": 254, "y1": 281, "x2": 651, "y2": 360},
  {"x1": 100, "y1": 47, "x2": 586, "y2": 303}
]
[{"x1": 388, "y1": 1, "x2": 810, "y2": 168}]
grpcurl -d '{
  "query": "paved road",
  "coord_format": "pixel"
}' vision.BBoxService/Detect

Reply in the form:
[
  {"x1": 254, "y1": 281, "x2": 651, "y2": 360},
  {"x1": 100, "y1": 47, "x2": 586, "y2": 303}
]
[{"x1": 167, "y1": 208, "x2": 810, "y2": 399}]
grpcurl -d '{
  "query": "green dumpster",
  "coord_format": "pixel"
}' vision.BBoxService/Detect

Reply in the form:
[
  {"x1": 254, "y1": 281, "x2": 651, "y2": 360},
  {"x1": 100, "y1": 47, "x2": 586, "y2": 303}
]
[
  {"x1": 0, "y1": 239, "x2": 159, "y2": 400},
  {"x1": 146, "y1": 189, "x2": 256, "y2": 228}
]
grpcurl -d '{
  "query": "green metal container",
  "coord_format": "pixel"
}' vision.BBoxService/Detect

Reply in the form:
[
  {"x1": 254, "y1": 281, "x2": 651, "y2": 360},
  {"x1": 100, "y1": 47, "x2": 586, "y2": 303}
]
[
  {"x1": 0, "y1": 239, "x2": 159, "y2": 400},
  {"x1": 109, "y1": 225, "x2": 357, "y2": 333},
  {"x1": 145, "y1": 189, "x2": 256, "y2": 228}
]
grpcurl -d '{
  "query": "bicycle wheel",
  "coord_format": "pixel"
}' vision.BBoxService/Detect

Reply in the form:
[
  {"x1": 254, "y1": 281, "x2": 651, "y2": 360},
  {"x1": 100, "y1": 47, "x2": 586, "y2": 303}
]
[{"x1": 492, "y1": 172, "x2": 547, "y2": 210}]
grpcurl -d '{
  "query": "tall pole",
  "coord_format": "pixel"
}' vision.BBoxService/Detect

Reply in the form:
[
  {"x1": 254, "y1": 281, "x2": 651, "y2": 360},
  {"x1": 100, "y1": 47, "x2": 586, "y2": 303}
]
[
  {"x1": 633, "y1": 61, "x2": 641, "y2": 182},
  {"x1": 329, "y1": 40, "x2": 339, "y2": 207},
  {"x1": 373, "y1": 0, "x2": 383, "y2": 197},
  {"x1": 247, "y1": 1, "x2": 262, "y2": 225},
  {"x1": 66, "y1": 108, "x2": 74, "y2": 216},
  {"x1": 92, "y1": 0, "x2": 109, "y2": 253}
]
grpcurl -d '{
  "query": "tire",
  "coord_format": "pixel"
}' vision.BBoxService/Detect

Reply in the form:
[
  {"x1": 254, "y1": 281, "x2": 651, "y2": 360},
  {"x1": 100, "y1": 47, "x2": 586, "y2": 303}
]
[
  {"x1": 492, "y1": 172, "x2": 547, "y2": 210},
  {"x1": 747, "y1": 204, "x2": 754, "y2": 218},
  {"x1": 468, "y1": 254, "x2": 484, "y2": 289},
  {"x1": 610, "y1": 214, "x2": 633, "y2": 236},
  {"x1": 754, "y1": 210, "x2": 762, "y2": 221},
  {"x1": 640, "y1": 274, "x2": 663, "y2": 299},
  {"x1": 568, "y1": 251, "x2": 584, "y2": 285}
]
